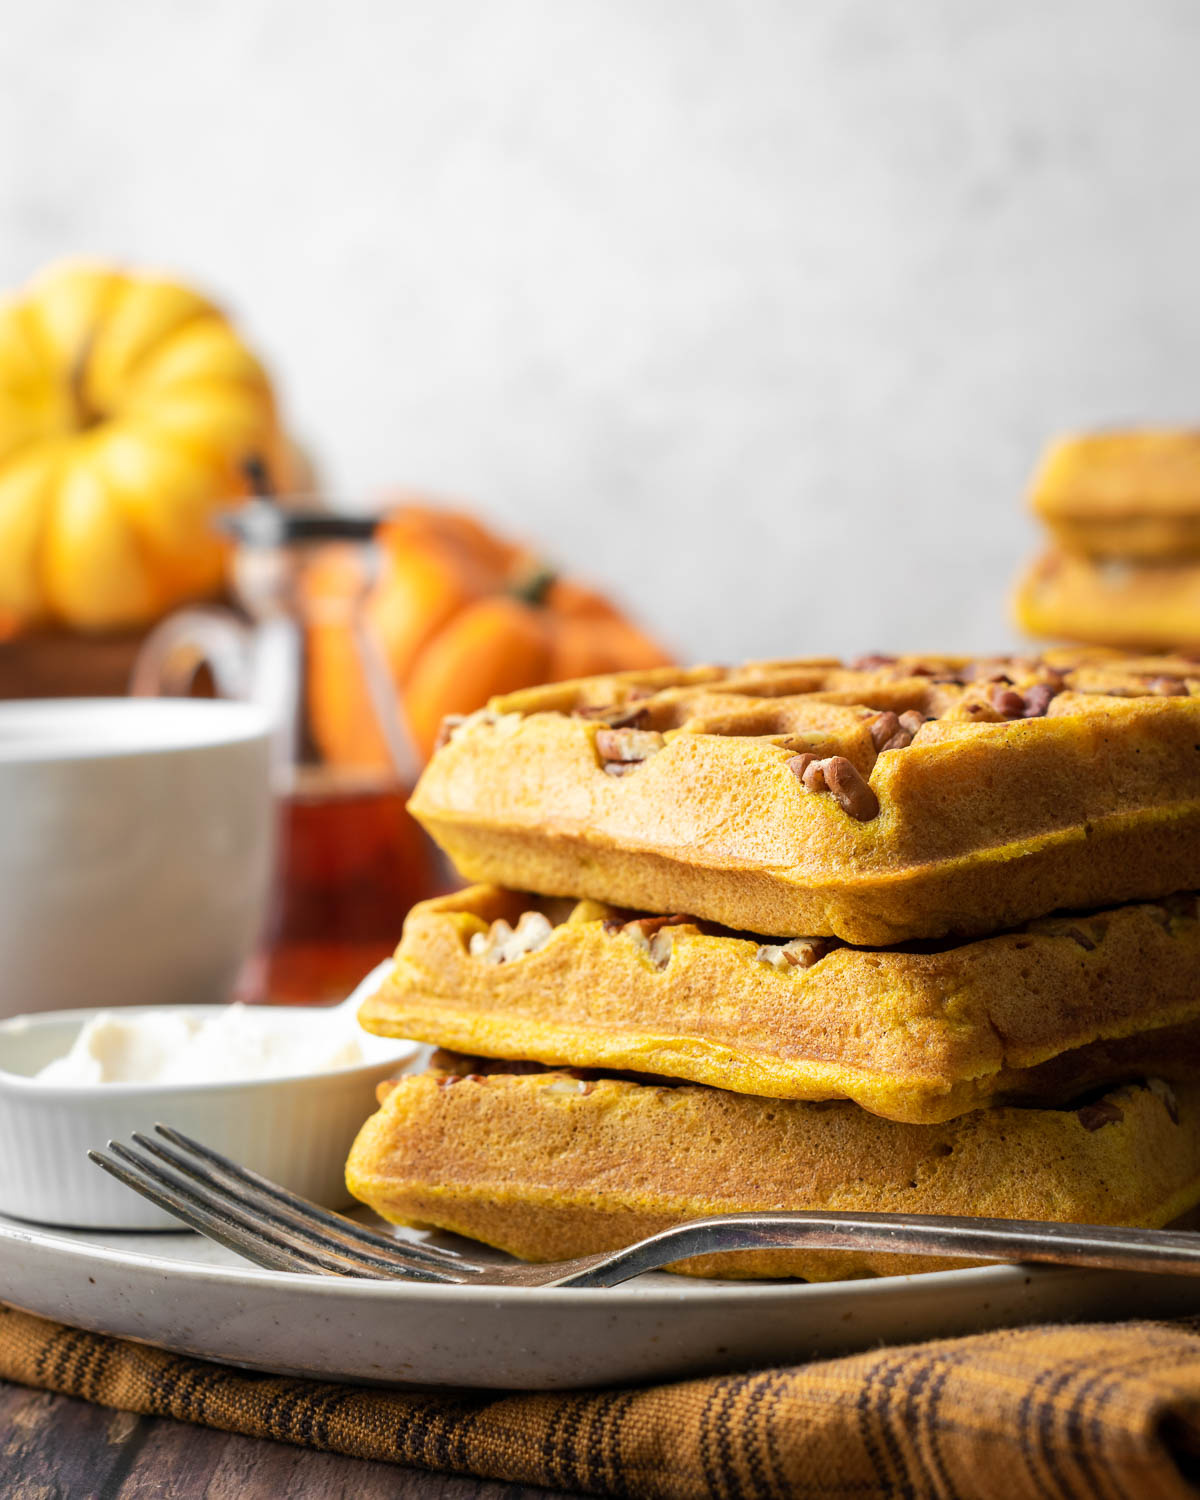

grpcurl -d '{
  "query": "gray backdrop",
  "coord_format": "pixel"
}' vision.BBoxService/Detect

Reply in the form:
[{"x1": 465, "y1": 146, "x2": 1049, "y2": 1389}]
[{"x1": 3, "y1": 0, "x2": 1197, "y2": 661}]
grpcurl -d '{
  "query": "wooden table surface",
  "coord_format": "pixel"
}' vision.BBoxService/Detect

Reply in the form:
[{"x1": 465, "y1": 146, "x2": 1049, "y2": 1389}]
[{"x1": 0, "y1": 1378, "x2": 579, "y2": 1499}]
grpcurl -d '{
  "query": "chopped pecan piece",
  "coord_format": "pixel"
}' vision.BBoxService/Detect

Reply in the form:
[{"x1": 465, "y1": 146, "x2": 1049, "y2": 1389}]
[
  {"x1": 644, "y1": 930, "x2": 673, "y2": 968},
  {"x1": 1020, "y1": 682, "x2": 1059, "y2": 718},
  {"x1": 989, "y1": 684, "x2": 1027, "y2": 718},
  {"x1": 868, "y1": 711, "x2": 901, "y2": 750},
  {"x1": 966, "y1": 663, "x2": 1012, "y2": 685},
  {"x1": 595, "y1": 726, "x2": 666, "y2": 774},
  {"x1": 468, "y1": 910, "x2": 554, "y2": 964},
  {"x1": 820, "y1": 756, "x2": 880, "y2": 820},
  {"x1": 622, "y1": 914, "x2": 690, "y2": 937},
  {"x1": 1148, "y1": 1078, "x2": 1180, "y2": 1124},
  {"x1": 786, "y1": 752, "x2": 818, "y2": 783},
  {"x1": 790, "y1": 754, "x2": 879, "y2": 820},
  {"x1": 1147, "y1": 676, "x2": 1190, "y2": 696},
  {"x1": 755, "y1": 936, "x2": 829, "y2": 970},
  {"x1": 434, "y1": 714, "x2": 467, "y2": 751},
  {"x1": 542, "y1": 1076, "x2": 595, "y2": 1097},
  {"x1": 576, "y1": 703, "x2": 651, "y2": 729},
  {"x1": 438, "y1": 705, "x2": 524, "y2": 744},
  {"x1": 1077, "y1": 1100, "x2": 1124, "y2": 1132},
  {"x1": 874, "y1": 708, "x2": 928, "y2": 753},
  {"x1": 619, "y1": 913, "x2": 690, "y2": 970},
  {"x1": 850, "y1": 653, "x2": 897, "y2": 670}
]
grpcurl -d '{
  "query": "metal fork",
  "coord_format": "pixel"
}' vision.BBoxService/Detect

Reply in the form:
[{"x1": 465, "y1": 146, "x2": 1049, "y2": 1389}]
[{"x1": 90, "y1": 1126, "x2": 1200, "y2": 1289}]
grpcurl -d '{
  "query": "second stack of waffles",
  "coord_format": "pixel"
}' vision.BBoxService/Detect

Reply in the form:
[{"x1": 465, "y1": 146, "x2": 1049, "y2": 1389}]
[
  {"x1": 1015, "y1": 430, "x2": 1200, "y2": 651},
  {"x1": 347, "y1": 652, "x2": 1200, "y2": 1279}
]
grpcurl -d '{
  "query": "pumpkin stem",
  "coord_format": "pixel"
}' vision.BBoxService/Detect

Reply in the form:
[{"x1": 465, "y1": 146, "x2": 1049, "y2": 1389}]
[
  {"x1": 509, "y1": 563, "x2": 556, "y2": 607},
  {"x1": 67, "y1": 334, "x2": 100, "y2": 430}
]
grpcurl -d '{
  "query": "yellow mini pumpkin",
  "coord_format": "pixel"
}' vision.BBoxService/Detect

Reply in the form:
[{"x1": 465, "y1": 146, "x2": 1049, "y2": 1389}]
[{"x1": 0, "y1": 260, "x2": 292, "y2": 632}]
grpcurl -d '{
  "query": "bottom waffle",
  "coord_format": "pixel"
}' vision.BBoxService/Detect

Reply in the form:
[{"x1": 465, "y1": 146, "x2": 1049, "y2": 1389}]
[
  {"x1": 1015, "y1": 549, "x2": 1200, "y2": 651},
  {"x1": 344, "y1": 1057, "x2": 1200, "y2": 1281}
]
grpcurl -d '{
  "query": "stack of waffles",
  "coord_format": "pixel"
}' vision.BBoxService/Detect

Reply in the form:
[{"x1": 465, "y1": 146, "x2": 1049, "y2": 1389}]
[
  {"x1": 346, "y1": 652, "x2": 1200, "y2": 1280},
  {"x1": 1015, "y1": 431, "x2": 1200, "y2": 651}
]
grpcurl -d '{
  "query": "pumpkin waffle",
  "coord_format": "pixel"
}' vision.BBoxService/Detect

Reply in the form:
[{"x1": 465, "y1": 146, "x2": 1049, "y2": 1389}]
[
  {"x1": 1030, "y1": 431, "x2": 1200, "y2": 560},
  {"x1": 345, "y1": 1060, "x2": 1200, "y2": 1281},
  {"x1": 1016, "y1": 550, "x2": 1200, "y2": 653},
  {"x1": 408, "y1": 651, "x2": 1200, "y2": 944},
  {"x1": 358, "y1": 886, "x2": 1200, "y2": 1124}
]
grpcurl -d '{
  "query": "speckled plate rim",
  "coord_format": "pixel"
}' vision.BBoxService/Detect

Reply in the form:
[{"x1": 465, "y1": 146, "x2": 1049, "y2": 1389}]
[{"x1": 5, "y1": 1208, "x2": 1200, "y2": 1389}]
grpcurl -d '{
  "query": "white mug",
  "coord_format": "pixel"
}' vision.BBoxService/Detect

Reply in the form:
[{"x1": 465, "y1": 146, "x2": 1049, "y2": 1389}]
[{"x1": 0, "y1": 698, "x2": 273, "y2": 1018}]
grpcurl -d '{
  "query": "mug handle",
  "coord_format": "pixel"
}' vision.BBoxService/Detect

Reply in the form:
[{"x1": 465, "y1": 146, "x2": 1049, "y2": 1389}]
[{"x1": 129, "y1": 607, "x2": 253, "y2": 701}]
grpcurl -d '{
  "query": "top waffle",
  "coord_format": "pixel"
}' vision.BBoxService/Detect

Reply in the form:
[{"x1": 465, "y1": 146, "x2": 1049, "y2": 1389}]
[
  {"x1": 1031, "y1": 430, "x2": 1200, "y2": 559},
  {"x1": 410, "y1": 650, "x2": 1200, "y2": 943}
]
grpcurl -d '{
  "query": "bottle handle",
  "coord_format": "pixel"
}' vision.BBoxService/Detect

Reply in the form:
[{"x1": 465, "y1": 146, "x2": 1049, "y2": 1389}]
[
  {"x1": 128, "y1": 607, "x2": 254, "y2": 702},
  {"x1": 353, "y1": 612, "x2": 420, "y2": 785}
]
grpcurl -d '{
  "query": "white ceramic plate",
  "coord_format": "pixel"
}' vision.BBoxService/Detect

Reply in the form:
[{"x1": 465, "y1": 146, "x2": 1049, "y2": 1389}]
[{"x1": 4, "y1": 1210, "x2": 1200, "y2": 1389}]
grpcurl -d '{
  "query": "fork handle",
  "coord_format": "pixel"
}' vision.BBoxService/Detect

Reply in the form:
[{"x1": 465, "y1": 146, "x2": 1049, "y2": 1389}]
[{"x1": 553, "y1": 1211, "x2": 1200, "y2": 1287}]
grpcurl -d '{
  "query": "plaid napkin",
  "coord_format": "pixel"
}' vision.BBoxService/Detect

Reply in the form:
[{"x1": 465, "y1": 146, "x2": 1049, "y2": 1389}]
[{"x1": 3, "y1": 1301, "x2": 1199, "y2": 1498}]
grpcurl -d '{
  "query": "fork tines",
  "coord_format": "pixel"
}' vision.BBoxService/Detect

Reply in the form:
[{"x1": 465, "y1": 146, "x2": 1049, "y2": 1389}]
[{"x1": 89, "y1": 1125, "x2": 483, "y2": 1284}]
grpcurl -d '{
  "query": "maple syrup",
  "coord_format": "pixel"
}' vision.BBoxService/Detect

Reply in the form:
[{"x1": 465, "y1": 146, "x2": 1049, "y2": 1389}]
[{"x1": 248, "y1": 775, "x2": 445, "y2": 1006}]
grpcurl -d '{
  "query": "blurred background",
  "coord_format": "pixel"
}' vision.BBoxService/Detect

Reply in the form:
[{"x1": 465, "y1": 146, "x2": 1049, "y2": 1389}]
[{"x1": 6, "y1": 0, "x2": 1199, "y2": 659}]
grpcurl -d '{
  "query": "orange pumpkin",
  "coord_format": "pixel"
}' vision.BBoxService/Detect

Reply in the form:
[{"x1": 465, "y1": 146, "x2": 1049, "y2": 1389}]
[{"x1": 307, "y1": 504, "x2": 671, "y2": 767}]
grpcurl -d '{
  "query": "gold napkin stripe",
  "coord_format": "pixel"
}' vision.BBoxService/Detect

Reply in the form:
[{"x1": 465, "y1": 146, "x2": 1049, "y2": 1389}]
[{"x1": 3, "y1": 1303, "x2": 1200, "y2": 1499}]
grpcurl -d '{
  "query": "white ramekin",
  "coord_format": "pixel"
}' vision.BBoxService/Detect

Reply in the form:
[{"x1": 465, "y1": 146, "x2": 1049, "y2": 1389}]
[{"x1": 0, "y1": 998, "x2": 419, "y2": 1230}]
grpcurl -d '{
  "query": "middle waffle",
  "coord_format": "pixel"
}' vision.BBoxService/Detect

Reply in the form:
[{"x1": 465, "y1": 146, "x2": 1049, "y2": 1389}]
[{"x1": 359, "y1": 884, "x2": 1200, "y2": 1124}]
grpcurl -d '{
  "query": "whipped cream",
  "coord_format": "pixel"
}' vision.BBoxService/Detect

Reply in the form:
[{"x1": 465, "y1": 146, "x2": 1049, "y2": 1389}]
[{"x1": 35, "y1": 961, "x2": 397, "y2": 1087}]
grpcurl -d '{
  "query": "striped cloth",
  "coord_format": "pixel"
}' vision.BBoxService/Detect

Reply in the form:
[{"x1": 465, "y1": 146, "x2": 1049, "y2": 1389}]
[{"x1": 3, "y1": 1302, "x2": 1200, "y2": 1498}]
